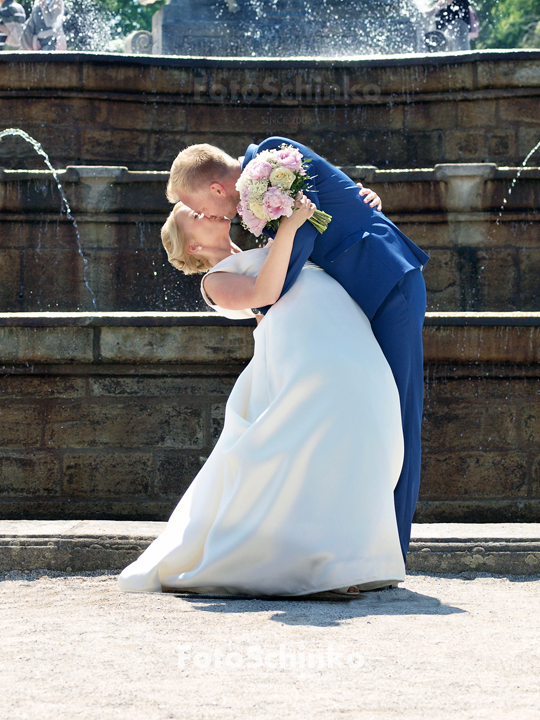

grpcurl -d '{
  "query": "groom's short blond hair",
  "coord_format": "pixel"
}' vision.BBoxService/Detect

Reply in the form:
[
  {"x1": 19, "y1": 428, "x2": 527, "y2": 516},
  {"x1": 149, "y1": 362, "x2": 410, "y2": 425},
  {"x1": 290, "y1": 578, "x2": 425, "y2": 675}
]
[{"x1": 166, "y1": 144, "x2": 238, "y2": 202}]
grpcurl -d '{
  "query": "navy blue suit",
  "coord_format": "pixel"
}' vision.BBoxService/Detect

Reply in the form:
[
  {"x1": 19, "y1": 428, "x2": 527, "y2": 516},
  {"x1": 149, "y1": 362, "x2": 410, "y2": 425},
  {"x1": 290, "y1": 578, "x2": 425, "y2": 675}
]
[{"x1": 242, "y1": 137, "x2": 430, "y2": 563}]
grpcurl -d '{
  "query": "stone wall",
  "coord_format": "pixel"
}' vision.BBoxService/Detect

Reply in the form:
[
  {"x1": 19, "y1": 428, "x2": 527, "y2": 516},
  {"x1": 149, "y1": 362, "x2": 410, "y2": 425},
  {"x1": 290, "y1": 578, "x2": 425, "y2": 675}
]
[
  {"x1": 1, "y1": 51, "x2": 540, "y2": 171},
  {"x1": 1, "y1": 163, "x2": 538, "y2": 313},
  {"x1": 0, "y1": 313, "x2": 539, "y2": 523}
]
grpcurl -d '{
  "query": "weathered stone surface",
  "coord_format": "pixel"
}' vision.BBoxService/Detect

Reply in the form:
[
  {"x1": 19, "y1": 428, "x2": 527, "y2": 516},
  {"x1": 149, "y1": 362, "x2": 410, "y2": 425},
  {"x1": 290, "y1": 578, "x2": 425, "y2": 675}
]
[
  {"x1": 99, "y1": 326, "x2": 254, "y2": 364},
  {"x1": 0, "y1": 250, "x2": 20, "y2": 310},
  {"x1": 0, "y1": 452, "x2": 60, "y2": 496},
  {"x1": 423, "y1": 325, "x2": 540, "y2": 364},
  {"x1": 0, "y1": 377, "x2": 85, "y2": 399},
  {"x1": 63, "y1": 453, "x2": 153, "y2": 496},
  {"x1": 155, "y1": 452, "x2": 205, "y2": 496},
  {"x1": 420, "y1": 451, "x2": 529, "y2": 500},
  {"x1": 89, "y1": 376, "x2": 235, "y2": 398},
  {"x1": 0, "y1": 404, "x2": 43, "y2": 447},
  {"x1": 2, "y1": 163, "x2": 539, "y2": 313},
  {"x1": 211, "y1": 403, "x2": 226, "y2": 446},
  {"x1": 0, "y1": 316, "x2": 539, "y2": 521},
  {"x1": 44, "y1": 402, "x2": 204, "y2": 449},
  {"x1": 0, "y1": 327, "x2": 93, "y2": 363},
  {"x1": 1, "y1": 53, "x2": 540, "y2": 170}
]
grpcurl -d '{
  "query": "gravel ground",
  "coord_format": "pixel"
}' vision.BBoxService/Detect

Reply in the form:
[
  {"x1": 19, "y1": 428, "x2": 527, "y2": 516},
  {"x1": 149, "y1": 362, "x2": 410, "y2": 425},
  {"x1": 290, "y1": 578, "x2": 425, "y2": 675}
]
[{"x1": 1, "y1": 570, "x2": 539, "y2": 720}]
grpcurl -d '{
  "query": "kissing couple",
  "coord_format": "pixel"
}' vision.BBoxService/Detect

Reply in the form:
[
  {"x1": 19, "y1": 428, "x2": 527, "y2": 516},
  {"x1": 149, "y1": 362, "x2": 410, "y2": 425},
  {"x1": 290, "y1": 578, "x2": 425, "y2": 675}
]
[{"x1": 118, "y1": 136, "x2": 429, "y2": 597}]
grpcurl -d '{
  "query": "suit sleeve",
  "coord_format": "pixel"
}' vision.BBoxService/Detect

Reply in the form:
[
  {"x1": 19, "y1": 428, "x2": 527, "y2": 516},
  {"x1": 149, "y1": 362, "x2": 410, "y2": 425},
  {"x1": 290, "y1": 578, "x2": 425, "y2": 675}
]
[{"x1": 254, "y1": 137, "x2": 321, "y2": 315}]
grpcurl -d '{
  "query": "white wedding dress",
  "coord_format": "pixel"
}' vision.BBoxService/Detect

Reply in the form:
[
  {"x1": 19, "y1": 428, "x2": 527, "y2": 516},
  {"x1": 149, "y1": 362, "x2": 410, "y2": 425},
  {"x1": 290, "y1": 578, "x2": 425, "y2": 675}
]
[{"x1": 117, "y1": 247, "x2": 406, "y2": 595}]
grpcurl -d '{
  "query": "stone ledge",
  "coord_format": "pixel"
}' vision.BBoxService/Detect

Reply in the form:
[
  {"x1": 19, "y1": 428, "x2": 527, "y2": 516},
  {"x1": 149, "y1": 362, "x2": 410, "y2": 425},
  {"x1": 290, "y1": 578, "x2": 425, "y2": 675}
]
[
  {"x1": 2, "y1": 48, "x2": 540, "y2": 70},
  {"x1": 1, "y1": 313, "x2": 539, "y2": 365},
  {"x1": 1, "y1": 521, "x2": 539, "y2": 575},
  {"x1": 2, "y1": 164, "x2": 540, "y2": 186}
]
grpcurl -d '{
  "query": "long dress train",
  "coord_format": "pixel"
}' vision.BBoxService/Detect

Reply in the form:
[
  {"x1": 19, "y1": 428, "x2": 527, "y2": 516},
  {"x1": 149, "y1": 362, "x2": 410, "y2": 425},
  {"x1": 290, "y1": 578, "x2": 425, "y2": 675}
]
[{"x1": 117, "y1": 247, "x2": 405, "y2": 595}]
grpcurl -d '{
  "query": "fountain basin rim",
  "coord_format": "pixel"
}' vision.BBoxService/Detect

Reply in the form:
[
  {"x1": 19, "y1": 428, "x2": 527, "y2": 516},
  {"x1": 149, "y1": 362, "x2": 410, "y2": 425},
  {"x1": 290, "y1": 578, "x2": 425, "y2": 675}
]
[
  {"x1": 0, "y1": 312, "x2": 539, "y2": 328},
  {"x1": 2, "y1": 165, "x2": 540, "y2": 184},
  {"x1": 2, "y1": 48, "x2": 540, "y2": 70}
]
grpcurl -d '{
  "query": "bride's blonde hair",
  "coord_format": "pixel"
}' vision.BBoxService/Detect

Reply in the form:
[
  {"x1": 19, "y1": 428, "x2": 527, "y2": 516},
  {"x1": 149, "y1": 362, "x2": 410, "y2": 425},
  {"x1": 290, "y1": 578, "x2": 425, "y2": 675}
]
[{"x1": 161, "y1": 202, "x2": 213, "y2": 275}]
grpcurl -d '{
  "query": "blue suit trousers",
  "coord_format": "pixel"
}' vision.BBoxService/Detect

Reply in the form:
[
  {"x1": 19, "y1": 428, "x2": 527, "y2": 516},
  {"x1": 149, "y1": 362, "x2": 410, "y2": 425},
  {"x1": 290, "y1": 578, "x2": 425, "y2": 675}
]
[{"x1": 371, "y1": 267, "x2": 427, "y2": 563}]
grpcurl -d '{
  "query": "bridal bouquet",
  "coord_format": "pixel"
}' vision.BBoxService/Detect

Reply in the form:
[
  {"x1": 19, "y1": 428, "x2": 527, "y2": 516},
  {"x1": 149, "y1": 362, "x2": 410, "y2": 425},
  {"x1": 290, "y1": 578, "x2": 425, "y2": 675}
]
[{"x1": 236, "y1": 144, "x2": 332, "y2": 238}]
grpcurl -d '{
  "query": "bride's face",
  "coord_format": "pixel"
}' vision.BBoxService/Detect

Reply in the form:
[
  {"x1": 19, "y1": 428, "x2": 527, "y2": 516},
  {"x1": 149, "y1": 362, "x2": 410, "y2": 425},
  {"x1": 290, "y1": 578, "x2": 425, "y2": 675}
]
[{"x1": 175, "y1": 205, "x2": 231, "y2": 249}]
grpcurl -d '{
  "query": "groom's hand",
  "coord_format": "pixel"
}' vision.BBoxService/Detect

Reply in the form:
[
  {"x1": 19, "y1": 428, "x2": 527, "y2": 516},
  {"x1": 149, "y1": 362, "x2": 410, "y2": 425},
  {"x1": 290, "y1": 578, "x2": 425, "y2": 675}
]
[{"x1": 357, "y1": 183, "x2": 382, "y2": 212}]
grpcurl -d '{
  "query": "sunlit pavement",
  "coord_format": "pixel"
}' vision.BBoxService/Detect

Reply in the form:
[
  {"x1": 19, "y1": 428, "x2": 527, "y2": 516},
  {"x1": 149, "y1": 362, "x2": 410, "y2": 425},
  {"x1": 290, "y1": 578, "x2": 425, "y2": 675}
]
[{"x1": 1, "y1": 570, "x2": 539, "y2": 720}]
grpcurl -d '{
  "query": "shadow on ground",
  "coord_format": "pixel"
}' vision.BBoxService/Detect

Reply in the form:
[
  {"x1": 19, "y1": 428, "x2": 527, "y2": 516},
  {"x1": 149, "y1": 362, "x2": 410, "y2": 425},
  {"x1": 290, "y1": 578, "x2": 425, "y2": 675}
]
[{"x1": 167, "y1": 586, "x2": 466, "y2": 627}]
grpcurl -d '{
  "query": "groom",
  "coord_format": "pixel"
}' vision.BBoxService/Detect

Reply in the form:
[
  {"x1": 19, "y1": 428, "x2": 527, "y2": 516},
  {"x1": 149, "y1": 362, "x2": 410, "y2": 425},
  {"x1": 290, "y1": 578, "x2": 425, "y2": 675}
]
[{"x1": 167, "y1": 137, "x2": 429, "y2": 565}]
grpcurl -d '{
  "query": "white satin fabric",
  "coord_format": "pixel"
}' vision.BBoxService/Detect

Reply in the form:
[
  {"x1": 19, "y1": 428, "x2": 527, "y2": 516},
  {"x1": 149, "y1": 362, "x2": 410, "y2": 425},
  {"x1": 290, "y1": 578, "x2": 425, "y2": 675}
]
[{"x1": 117, "y1": 247, "x2": 405, "y2": 596}]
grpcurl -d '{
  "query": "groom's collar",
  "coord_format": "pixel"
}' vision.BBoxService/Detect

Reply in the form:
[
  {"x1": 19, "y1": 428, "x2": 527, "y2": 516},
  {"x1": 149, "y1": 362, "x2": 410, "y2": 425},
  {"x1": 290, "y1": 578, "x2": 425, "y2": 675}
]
[{"x1": 241, "y1": 144, "x2": 259, "y2": 170}]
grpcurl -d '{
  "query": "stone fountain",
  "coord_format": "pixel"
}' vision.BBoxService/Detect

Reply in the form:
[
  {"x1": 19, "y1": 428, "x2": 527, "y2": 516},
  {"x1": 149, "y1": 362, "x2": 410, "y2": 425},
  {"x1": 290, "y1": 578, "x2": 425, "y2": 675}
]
[{"x1": 1, "y1": 39, "x2": 540, "y2": 525}]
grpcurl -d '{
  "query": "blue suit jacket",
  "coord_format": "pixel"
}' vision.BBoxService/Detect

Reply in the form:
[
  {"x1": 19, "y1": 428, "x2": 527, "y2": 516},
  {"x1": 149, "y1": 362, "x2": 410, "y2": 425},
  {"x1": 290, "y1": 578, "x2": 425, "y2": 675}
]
[{"x1": 242, "y1": 137, "x2": 430, "y2": 320}]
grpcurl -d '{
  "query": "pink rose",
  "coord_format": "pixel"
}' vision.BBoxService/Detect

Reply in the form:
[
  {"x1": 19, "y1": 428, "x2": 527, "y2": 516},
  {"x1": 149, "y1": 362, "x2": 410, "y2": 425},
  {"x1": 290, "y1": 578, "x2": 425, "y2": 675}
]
[
  {"x1": 275, "y1": 147, "x2": 303, "y2": 172},
  {"x1": 245, "y1": 159, "x2": 273, "y2": 181},
  {"x1": 262, "y1": 186, "x2": 295, "y2": 220},
  {"x1": 238, "y1": 202, "x2": 267, "y2": 237}
]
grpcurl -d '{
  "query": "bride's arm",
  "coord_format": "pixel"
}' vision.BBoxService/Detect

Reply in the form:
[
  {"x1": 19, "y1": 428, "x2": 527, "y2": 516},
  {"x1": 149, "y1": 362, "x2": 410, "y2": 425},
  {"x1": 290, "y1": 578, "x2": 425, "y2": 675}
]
[{"x1": 203, "y1": 193, "x2": 315, "y2": 311}]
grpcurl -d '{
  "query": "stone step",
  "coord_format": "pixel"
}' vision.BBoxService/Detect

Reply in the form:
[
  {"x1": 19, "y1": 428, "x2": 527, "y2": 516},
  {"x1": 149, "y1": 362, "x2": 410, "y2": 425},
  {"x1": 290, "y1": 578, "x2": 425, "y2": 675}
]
[{"x1": 1, "y1": 521, "x2": 540, "y2": 576}]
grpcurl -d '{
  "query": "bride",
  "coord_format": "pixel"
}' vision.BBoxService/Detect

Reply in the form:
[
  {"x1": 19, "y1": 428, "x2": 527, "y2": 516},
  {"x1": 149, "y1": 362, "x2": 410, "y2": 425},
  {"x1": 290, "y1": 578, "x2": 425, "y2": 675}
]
[{"x1": 117, "y1": 192, "x2": 406, "y2": 596}]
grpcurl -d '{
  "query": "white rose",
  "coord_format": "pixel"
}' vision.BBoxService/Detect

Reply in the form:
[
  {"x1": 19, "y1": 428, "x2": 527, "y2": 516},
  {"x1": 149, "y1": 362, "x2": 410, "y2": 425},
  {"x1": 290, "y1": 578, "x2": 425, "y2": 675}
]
[
  {"x1": 235, "y1": 174, "x2": 248, "y2": 192},
  {"x1": 270, "y1": 167, "x2": 295, "y2": 190},
  {"x1": 251, "y1": 202, "x2": 268, "y2": 220}
]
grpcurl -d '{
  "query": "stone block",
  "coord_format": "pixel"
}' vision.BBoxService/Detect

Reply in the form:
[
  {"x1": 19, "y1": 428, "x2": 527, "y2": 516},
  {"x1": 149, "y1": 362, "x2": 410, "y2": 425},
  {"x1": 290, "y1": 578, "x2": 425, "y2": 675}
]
[
  {"x1": 377, "y1": 61, "x2": 473, "y2": 96},
  {"x1": 517, "y1": 127, "x2": 540, "y2": 160},
  {"x1": 83, "y1": 249, "x2": 172, "y2": 313},
  {"x1": 211, "y1": 402, "x2": 225, "y2": 445},
  {"x1": 422, "y1": 249, "x2": 460, "y2": 311},
  {"x1": 404, "y1": 102, "x2": 457, "y2": 131},
  {"x1": 425, "y1": 377, "x2": 538, "y2": 403},
  {"x1": 347, "y1": 103, "x2": 404, "y2": 131},
  {"x1": 423, "y1": 405, "x2": 518, "y2": 450},
  {"x1": 445, "y1": 130, "x2": 487, "y2": 162},
  {"x1": 0, "y1": 404, "x2": 42, "y2": 447},
  {"x1": 0, "y1": 61, "x2": 80, "y2": 92},
  {"x1": 318, "y1": 130, "x2": 407, "y2": 169},
  {"x1": 0, "y1": 250, "x2": 21, "y2": 312},
  {"x1": 0, "y1": 452, "x2": 60, "y2": 496},
  {"x1": 22, "y1": 249, "x2": 92, "y2": 312},
  {"x1": 457, "y1": 100, "x2": 497, "y2": 127},
  {"x1": 63, "y1": 452, "x2": 153, "y2": 496},
  {"x1": 148, "y1": 132, "x2": 256, "y2": 168},
  {"x1": 44, "y1": 401, "x2": 204, "y2": 449},
  {"x1": 420, "y1": 451, "x2": 529, "y2": 500},
  {"x1": 0, "y1": 327, "x2": 93, "y2": 364},
  {"x1": 519, "y1": 248, "x2": 540, "y2": 310},
  {"x1": 0, "y1": 218, "x2": 75, "y2": 250},
  {"x1": 155, "y1": 451, "x2": 205, "y2": 495},
  {"x1": 99, "y1": 326, "x2": 254, "y2": 364},
  {"x1": 90, "y1": 376, "x2": 235, "y2": 398},
  {"x1": 499, "y1": 96, "x2": 540, "y2": 124},
  {"x1": 487, "y1": 131, "x2": 517, "y2": 161},
  {"x1": 423, "y1": 326, "x2": 540, "y2": 364},
  {"x1": 522, "y1": 407, "x2": 540, "y2": 444},
  {"x1": 0, "y1": 377, "x2": 85, "y2": 399},
  {"x1": 475, "y1": 248, "x2": 520, "y2": 311},
  {"x1": 105, "y1": 102, "x2": 187, "y2": 132},
  {"x1": 407, "y1": 131, "x2": 444, "y2": 167},
  {"x1": 80, "y1": 129, "x2": 149, "y2": 166}
]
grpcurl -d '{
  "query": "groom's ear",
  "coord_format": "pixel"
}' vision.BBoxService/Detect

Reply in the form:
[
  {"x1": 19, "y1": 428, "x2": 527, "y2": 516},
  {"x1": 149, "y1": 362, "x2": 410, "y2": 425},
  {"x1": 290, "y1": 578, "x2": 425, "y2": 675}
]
[{"x1": 209, "y1": 182, "x2": 226, "y2": 196}]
